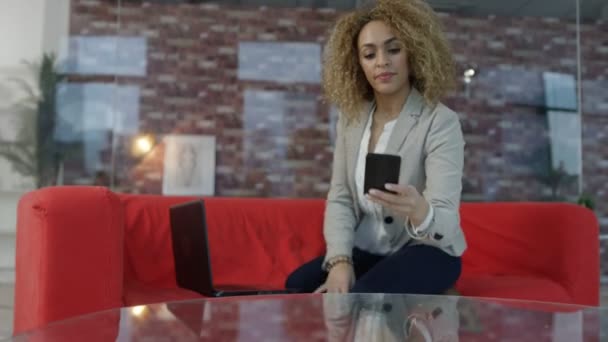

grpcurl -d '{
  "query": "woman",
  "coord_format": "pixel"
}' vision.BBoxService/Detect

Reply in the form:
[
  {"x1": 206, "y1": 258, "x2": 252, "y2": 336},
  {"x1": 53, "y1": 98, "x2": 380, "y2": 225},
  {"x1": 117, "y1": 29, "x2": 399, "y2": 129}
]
[{"x1": 285, "y1": 0, "x2": 467, "y2": 295}]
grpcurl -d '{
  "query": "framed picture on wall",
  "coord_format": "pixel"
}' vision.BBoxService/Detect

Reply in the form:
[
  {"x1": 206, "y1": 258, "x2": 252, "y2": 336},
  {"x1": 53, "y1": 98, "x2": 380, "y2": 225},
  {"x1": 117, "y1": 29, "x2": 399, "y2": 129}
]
[{"x1": 162, "y1": 134, "x2": 216, "y2": 196}]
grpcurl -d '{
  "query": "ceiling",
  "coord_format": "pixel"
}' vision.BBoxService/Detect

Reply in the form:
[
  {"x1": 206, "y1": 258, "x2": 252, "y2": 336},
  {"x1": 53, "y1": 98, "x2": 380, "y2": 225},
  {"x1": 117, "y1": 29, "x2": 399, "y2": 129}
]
[
  {"x1": 425, "y1": 0, "x2": 608, "y2": 21},
  {"x1": 170, "y1": 0, "x2": 607, "y2": 21}
]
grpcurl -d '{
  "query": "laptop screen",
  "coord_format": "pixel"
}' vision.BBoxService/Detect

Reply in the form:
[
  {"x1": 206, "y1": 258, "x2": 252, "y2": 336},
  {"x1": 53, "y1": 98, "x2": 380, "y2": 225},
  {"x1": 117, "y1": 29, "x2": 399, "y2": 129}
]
[{"x1": 169, "y1": 200, "x2": 214, "y2": 296}]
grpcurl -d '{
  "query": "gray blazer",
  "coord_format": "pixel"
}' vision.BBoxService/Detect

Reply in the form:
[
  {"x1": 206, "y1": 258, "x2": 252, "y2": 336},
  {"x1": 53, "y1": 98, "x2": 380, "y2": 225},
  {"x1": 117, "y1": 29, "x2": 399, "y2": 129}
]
[{"x1": 323, "y1": 88, "x2": 467, "y2": 266}]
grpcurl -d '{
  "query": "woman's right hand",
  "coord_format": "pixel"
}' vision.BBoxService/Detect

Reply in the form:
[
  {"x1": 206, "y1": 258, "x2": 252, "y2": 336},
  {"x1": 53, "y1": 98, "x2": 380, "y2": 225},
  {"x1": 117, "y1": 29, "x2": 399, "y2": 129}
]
[{"x1": 315, "y1": 263, "x2": 355, "y2": 293}]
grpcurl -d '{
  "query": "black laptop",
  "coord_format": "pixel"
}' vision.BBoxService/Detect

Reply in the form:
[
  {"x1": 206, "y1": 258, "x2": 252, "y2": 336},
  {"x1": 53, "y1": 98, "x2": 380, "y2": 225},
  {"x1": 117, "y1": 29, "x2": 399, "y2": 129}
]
[{"x1": 169, "y1": 199, "x2": 295, "y2": 297}]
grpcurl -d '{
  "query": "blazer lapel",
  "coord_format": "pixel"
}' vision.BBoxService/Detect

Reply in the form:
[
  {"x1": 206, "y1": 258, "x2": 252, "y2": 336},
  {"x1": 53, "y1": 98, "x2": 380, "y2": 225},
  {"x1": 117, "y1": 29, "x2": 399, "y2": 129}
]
[
  {"x1": 345, "y1": 106, "x2": 371, "y2": 171},
  {"x1": 345, "y1": 103, "x2": 373, "y2": 217},
  {"x1": 384, "y1": 88, "x2": 425, "y2": 154}
]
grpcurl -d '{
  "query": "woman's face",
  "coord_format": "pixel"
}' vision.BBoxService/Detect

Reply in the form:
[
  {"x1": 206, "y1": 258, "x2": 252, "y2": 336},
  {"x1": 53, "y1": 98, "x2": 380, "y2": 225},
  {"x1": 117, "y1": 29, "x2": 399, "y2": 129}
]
[{"x1": 357, "y1": 20, "x2": 411, "y2": 97}]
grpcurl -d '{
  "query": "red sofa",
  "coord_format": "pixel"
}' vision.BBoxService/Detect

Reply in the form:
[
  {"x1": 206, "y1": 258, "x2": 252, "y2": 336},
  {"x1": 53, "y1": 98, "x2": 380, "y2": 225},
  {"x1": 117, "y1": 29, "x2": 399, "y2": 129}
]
[{"x1": 13, "y1": 186, "x2": 599, "y2": 334}]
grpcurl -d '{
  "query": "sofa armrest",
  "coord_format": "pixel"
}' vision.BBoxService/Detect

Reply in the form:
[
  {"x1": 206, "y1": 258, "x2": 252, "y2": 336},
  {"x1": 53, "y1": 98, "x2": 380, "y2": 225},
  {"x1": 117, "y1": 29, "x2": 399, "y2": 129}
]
[
  {"x1": 562, "y1": 205, "x2": 600, "y2": 306},
  {"x1": 14, "y1": 186, "x2": 125, "y2": 334}
]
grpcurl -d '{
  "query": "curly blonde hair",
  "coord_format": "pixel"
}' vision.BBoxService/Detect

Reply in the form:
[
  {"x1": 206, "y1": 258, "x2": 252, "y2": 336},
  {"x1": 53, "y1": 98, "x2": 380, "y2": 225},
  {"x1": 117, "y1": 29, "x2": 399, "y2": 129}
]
[{"x1": 323, "y1": 0, "x2": 456, "y2": 122}]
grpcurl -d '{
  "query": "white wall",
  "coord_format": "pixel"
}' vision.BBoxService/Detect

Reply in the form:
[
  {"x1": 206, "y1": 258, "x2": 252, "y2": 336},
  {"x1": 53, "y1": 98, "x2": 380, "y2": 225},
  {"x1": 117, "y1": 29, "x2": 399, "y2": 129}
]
[
  {"x1": 42, "y1": 0, "x2": 71, "y2": 59},
  {"x1": 0, "y1": 0, "x2": 70, "y2": 193},
  {"x1": 0, "y1": 1, "x2": 46, "y2": 71},
  {"x1": 0, "y1": 0, "x2": 71, "y2": 284},
  {"x1": 0, "y1": 0, "x2": 70, "y2": 102}
]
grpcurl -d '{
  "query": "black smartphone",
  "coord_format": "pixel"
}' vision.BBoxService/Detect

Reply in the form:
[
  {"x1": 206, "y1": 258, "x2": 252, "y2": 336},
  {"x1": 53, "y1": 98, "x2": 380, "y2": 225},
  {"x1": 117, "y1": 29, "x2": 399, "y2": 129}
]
[{"x1": 364, "y1": 153, "x2": 401, "y2": 194}]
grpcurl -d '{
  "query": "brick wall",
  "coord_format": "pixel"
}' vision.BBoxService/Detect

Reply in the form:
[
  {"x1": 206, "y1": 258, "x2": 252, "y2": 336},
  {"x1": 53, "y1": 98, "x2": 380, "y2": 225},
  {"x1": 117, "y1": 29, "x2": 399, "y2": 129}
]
[{"x1": 67, "y1": 2, "x2": 607, "y2": 270}]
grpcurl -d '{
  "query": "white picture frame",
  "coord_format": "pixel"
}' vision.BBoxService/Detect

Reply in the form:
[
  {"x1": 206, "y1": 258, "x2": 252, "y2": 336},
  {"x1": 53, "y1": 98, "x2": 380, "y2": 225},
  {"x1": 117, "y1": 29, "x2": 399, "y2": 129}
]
[{"x1": 162, "y1": 134, "x2": 215, "y2": 196}]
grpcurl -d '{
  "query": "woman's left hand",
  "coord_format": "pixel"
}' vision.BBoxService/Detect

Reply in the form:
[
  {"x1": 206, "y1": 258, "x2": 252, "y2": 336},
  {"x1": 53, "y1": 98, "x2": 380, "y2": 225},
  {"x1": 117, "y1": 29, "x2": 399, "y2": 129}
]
[{"x1": 366, "y1": 183, "x2": 429, "y2": 226}]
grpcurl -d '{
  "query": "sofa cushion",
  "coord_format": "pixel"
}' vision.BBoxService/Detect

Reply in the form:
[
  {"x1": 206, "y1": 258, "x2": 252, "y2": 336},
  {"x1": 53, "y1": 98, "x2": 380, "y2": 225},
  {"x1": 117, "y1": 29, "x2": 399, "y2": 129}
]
[
  {"x1": 202, "y1": 198, "x2": 326, "y2": 289},
  {"x1": 457, "y1": 274, "x2": 572, "y2": 303},
  {"x1": 459, "y1": 202, "x2": 599, "y2": 305},
  {"x1": 121, "y1": 194, "x2": 185, "y2": 288},
  {"x1": 120, "y1": 195, "x2": 326, "y2": 290}
]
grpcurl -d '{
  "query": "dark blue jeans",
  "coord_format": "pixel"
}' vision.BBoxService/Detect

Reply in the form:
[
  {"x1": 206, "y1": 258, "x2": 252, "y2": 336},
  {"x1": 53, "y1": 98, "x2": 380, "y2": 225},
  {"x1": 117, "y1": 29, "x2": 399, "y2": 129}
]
[{"x1": 285, "y1": 244, "x2": 461, "y2": 294}]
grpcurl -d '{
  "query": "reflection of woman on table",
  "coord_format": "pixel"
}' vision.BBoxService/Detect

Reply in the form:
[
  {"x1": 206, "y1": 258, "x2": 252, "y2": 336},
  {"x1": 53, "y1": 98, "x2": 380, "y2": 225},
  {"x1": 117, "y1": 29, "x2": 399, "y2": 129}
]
[{"x1": 323, "y1": 294, "x2": 459, "y2": 341}]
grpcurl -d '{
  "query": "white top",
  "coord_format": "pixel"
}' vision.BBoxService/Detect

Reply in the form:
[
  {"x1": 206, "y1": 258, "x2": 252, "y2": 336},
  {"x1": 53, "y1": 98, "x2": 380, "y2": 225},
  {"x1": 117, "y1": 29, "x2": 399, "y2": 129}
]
[{"x1": 353, "y1": 111, "x2": 434, "y2": 255}]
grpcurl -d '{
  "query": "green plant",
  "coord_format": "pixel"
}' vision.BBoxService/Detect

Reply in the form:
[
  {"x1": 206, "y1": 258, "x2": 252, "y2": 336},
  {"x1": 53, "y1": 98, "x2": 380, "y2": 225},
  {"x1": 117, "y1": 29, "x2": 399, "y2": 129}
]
[
  {"x1": 577, "y1": 193, "x2": 595, "y2": 210},
  {"x1": 0, "y1": 53, "x2": 68, "y2": 188},
  {"x1": 530, "y1": 143, "x2": 594, "y2": 209},
  {"x1": 530, "y1": 143, "x2": 578, "y2": 201}
]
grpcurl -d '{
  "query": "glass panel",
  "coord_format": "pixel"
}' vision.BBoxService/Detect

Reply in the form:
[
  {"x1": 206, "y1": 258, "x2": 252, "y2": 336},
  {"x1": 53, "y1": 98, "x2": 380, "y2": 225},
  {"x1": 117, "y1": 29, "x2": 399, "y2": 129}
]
[
  {"x1": 63, "y1": 36, "x2": 147, "y2": 76},
  {"x1": 436, "y1": 3, "x2": 582, "y2": 203},
  {"x1": 9, "y1": 295, "x2": 606, "y2": 341},
  {"x1": 19, "y1": 0, "x2": 580, "y2": 203},
  {"x1": 0, "y1": 0, "x2": 598, "y2": 202},
  {"x1": 238, "y1": 42, "x2": 322, "y2": 84}
]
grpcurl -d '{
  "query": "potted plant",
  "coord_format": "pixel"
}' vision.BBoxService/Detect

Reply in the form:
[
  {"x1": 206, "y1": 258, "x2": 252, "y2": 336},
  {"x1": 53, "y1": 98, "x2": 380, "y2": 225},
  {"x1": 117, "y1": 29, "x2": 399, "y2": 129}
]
[{"x1": 0, "y1": 53, "x2": 69, "y2": 188}]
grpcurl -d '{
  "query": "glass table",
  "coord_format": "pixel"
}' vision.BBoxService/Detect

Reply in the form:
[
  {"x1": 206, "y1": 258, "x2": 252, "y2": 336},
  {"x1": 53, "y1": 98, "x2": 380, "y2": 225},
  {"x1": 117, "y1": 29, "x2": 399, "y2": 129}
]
[{"x1": 7, "y1": 294, "x2": 605, "y2": 341}]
